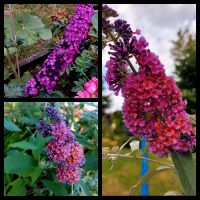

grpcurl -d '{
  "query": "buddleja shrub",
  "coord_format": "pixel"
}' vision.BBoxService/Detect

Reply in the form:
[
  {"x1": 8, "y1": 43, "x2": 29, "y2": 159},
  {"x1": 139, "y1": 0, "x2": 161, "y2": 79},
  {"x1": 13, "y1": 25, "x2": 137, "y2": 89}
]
[
  {"x1": 102, "y1": 5, "x2": 196, "y2": 196},
  {"x1": 24, "y1": 4, "x2": 98, "y2": 98},
  {"x1": 4, "y1": 102, "x2": 98, "y2": 196},
  {"x1": 4, "y1": 4, "x2": 98, "y2": 98}
]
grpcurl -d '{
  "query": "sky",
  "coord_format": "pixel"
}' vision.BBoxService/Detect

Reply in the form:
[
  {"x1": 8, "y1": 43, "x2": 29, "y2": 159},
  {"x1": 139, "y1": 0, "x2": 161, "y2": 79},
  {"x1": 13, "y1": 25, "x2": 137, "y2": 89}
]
[{"x1": 102, "y1": 4, "x2": 196, "y2": 113}]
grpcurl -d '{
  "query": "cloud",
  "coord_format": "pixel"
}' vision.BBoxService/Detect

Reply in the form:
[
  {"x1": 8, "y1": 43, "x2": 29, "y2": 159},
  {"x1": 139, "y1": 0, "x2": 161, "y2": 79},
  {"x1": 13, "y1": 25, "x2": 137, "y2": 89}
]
[{"x1": 103, "y1": 4, "x2": 196, "y2": 112}]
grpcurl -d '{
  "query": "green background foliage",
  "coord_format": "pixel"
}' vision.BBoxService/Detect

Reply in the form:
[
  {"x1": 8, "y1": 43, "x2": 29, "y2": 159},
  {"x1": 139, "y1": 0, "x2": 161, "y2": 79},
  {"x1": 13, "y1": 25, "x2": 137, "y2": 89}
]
[
  {"x1": 171, "y1": 29, "x2": 196, "y2": 114},
  {"x1": 4, "y1": 102, "x2": 98, "y2": 196}
]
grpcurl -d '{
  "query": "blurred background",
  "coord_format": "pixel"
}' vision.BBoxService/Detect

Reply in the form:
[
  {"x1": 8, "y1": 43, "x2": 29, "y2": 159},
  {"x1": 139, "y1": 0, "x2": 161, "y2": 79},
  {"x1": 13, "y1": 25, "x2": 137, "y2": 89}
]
[{"x1": 102, "y1": 4, "x2": 196, "y2": 196}]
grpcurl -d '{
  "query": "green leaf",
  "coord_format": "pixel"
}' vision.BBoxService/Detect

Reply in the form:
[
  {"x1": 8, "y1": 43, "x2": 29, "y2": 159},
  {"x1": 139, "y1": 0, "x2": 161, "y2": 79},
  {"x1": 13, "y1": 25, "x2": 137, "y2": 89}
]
[
  {"x1": 4, "y1": 67, "x2": 11, "y2": 80},
  {"x1": 7, "y1": 179, "x2": 26, "y2": 196},
  {"x1": 21, "y1": 71, "x2": 32, "y2": 85},
  {"x1": 50, "y1": 91, "x2": 67, "y2": 98},
  {"x1": 9, "y1": 141, "x2": 38, "y2": 150},
  {"x1": 19, "y1": 116, "x2": 37, "y2": 125},
  {"x1": 4, "y1": 85, "x2": 24, "y2": 98},
  {"x1": 32, "y1": 149, "x2": 40, "y2": 161},
  {"x1": 4, "y1": 152, "x2": 37, "y2": 176},
  {"x1": 4, "y1": 118, "x2": 21, "y2": 132},
  {"x1": 77, "y1": 180, "x2": 91, "y2": 196},
  {"x1": 84, "y1": 150, "x2": 98, "y2": 170},
  {"x1": 39, "y1": 28, "x2": 52, "y2": 40},
  {"x1": 129, "y1": 166, "x2": 174, "y2": 194},
  {"x1": 92, "y1": 10, "x2": 98, "y2": 32},
  {"x1": 4, "y1": 13, "x2": 51, "y2": 46},
  {"x1": 31, "y1": 166, "x2": 42, "y2": 184},
  {"x1": 8, "y1": 47, "x2": 17, "y2": 54},
  {"x1": 8, "y1": 78, "x2": 18, "y2": 87},
  {"x1": 171, "y1": 151, "x2": 196, "y2": 196},
  {"x1": 42, "y1": 180, "x2": 68, "y2": 196}
]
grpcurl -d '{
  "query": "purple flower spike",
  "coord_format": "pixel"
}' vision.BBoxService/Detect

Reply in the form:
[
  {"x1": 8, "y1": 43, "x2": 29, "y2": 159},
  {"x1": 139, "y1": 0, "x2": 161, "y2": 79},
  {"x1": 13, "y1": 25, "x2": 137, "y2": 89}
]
[{"x1": 25, "y1": 4, "x2": 94, "y2": 96}]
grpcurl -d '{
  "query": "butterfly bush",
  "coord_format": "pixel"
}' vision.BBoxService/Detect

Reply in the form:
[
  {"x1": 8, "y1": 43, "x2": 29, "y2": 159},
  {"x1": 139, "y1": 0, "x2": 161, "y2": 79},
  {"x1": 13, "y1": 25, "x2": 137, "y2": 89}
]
[
  {"x1": 36, "y1": 104, "x2": 85, "y2": 184},
  {"x1": 24, "y1": 4, "x2": 94, "y2": 96},
  {"x1": 75, "y1": 77, "x2": 98, "y2": 98},
  {"x1": 103, "y1": 5, "x2": 196, "y2": 157}
]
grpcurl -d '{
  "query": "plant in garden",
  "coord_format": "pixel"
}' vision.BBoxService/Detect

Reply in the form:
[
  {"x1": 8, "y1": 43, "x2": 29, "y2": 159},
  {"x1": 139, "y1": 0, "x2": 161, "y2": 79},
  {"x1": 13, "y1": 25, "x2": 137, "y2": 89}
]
[
  {"x1": 37, "y1": 103, "x2": 85, "y2": 185},
  {"x1": 24, "y1": 4, "x2": 94, "y2": 96},
  {"x1": 103, "y1": 5, "x2": 196, "y2": 196},
  {"x1": 4, "y1": 102, "x2": 98, "y2": 196},
  {"x1": 4, "y1": 4, "x2": 98, "y2": 98}
]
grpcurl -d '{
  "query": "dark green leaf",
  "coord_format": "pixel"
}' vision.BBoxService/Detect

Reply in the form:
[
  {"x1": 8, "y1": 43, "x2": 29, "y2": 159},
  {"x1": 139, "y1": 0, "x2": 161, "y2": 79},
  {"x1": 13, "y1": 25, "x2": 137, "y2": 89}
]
[
  {"x1": 171, "y1": 151, "x2": 196, "y2": 195},
  {"x1": 50, "y1": 91, "x2": 67, "y2": 98},
  {"x1": 42, "y1": 180, "x2": 68, "y2": 196},
  {"x1": 4, "y1": 118, "x2": 21, "y2": 132},
  {"x1": 84, "y1": 150, "x2": 98, "y2": 170},
  {"x1": 4, "y1": 152, "x2": 37, "y2": 176},
  {"x1": 78, "y1": 180, "x2": 91, "y2": 196},
  {"x1": 31, "y1": 166, "x2": 42, "y2": 184},
  {"x1": 7, "y1": 179, "x2": 26, "y2": 196},
  {"x1": 9, "y1": 141, "x2": 38, "y2": 150},
  {"x1": 18, "y1": 116, "x2": 37, "y2": 125}
]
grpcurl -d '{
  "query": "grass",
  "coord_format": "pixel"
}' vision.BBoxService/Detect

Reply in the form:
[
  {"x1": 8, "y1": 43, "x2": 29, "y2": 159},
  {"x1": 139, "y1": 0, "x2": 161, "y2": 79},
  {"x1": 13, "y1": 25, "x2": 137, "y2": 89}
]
[{"x1": 102, "y1": 148, "x2": 183, "y2": 196}]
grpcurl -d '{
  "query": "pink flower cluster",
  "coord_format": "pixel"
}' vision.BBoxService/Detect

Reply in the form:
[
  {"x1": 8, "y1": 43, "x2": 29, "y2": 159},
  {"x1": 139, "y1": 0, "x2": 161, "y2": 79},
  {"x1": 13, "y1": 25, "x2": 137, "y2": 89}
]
[
  {"x1": 56, "y1": 165, "x2": 81, "y2": 185},
  {"x1": 24, "y1": 4, "x2": 94, "y2": 96},
  {"x1": 37, "y1": 105, "x2": 85, "y2": 184},
  {"x1": 104, "y1": 11, "x2": 196, "y2": 157},
  {"x1": 75, "y1": 77, "x2": 98, "y2": 98}
]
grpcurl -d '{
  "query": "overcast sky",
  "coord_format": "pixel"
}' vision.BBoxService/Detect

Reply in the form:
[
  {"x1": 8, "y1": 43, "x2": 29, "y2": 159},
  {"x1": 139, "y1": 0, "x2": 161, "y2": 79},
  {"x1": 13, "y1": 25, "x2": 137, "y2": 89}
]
[{"x1": 102, "y1": 4, "x2": 196, "y2": 113}]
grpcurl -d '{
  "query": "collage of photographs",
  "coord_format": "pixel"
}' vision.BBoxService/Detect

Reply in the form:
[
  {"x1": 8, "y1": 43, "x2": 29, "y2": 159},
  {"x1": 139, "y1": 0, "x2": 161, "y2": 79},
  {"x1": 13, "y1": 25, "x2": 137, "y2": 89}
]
[{"x1": 4, "y1": 3, "x2": 196, "y2": 197}]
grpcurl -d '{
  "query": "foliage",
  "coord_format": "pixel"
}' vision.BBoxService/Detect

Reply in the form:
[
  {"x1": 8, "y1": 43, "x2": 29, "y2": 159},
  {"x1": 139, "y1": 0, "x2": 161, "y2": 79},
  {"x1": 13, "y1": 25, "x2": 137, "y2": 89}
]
[
  {"x1": 4, "y1": 13, "x2": 52, "y2": 46},
  {"x1": 4, "y1": 102, "x2": 98, "y2": 196},
  {"x1": 170, "y1": 151, "x2": 196, "y2": 195},
  {"x1": 171, "y1": 29, "x2": 196, "y2": 114}
]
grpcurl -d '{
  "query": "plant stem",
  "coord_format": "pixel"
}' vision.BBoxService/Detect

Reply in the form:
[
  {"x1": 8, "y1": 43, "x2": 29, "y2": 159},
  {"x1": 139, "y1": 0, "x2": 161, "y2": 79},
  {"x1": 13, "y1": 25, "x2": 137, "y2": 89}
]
[
  {"x1": 106, "y1": 153, "x2": 174, "y2": 168},
  {"x1": 71, "y1": 184, "x2": 74, "y2": 196},
  {"x1": 5, "y1": 47, "x2": 18, "y2": 78},
  {"x1": 108, "y1": 32, "x2": 137, "y2": 75},
  {"x1": 82, "y1": 72, "x2": 90, "y2": 81},
  {"x1": 8, "y1": 4, "x2": 21, "y2": 85}
]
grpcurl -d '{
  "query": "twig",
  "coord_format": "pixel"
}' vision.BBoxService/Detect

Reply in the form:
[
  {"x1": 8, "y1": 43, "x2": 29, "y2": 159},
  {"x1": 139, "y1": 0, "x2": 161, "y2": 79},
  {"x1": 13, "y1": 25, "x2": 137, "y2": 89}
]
[
  {"x1": 8, "y1": 4, "x2": 21, "y2": 84},
  {"x1": 106, "y1": 153, "x2": 174, "y2": 168},
  {"x1": 5, "y1": 47, "x2": 18, "y2": 78}
]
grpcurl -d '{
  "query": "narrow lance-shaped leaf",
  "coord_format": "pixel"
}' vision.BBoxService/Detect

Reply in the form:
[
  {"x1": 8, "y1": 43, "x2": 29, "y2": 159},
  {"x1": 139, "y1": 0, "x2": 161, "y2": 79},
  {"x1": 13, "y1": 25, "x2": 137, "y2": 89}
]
[{"x1": 170, "y1": 151, "x2": 196, "y2": 196}]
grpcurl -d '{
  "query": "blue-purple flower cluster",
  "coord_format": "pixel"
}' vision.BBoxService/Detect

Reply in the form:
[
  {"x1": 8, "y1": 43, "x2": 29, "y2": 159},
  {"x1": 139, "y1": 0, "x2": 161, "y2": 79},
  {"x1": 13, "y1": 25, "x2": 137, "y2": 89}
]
[
  {"x1": 102, "y1": 5, "x2": 118, "y2": 35},
  {"x1": 36, "y1": 104, "x2": 85, "y2": 184},
  {"x1": 24, "y1": 4, "x2": 94, "y2": 96}
]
